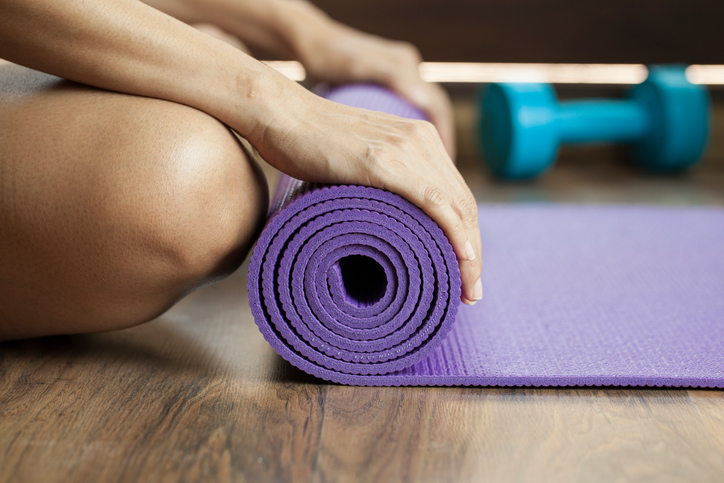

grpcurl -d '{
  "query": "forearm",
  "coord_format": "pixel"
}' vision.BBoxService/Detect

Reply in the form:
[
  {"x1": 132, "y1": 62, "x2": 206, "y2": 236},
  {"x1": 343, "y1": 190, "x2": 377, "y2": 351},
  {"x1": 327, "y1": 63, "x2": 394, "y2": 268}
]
[
  {"x1": 137, "y1": 0, "x2": 456, "y2": 157},
  {"x1": 0, "y1": 0, "x2": 291, "y2": 138},
  {"x1": 141, "y1": 0, "x2": 335, "y2": 60},
  {"x1": 0, "y1": 0, "x2": 480, "y2": 301}
]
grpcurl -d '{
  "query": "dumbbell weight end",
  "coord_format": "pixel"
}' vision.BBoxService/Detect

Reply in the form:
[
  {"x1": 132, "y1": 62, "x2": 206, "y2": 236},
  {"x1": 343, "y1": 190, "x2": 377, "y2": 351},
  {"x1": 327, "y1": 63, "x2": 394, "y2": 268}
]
[{"x1": 479, "y1": 65, "x2": 710, "y2": 179}]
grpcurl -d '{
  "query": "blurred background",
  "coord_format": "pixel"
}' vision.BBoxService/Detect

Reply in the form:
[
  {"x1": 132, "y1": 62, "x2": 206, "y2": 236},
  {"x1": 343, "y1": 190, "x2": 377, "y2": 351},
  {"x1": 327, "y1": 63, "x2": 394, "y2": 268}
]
[
  {"x1": 311, "y1": 0, "x2": 724, "y2": 64},
  {"x1": 298, "y1": 0, "x2": 724, "y2": 206}
]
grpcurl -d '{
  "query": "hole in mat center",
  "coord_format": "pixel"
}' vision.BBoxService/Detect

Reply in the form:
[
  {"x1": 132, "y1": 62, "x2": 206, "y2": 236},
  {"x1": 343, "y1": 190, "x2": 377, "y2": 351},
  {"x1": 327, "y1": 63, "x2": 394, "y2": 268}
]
[{"x1": 333, "y1": 255, "x2": 388, "y2": 308}]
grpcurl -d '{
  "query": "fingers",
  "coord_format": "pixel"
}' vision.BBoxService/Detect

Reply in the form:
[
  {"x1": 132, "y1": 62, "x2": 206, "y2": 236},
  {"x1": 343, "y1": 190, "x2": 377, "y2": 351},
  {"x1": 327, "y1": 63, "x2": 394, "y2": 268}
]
[
  {"x1": 393, "y1": 78, "x2": 456, "y2": 160},
  {"x1": 453, "y1": 195, "x2": 483, "y2": 305},
  {"x1": 425, "y1": 84, "x2": 456, "y2": 160},
  {"x1": 380, "y1": 43, "x2": 456, "y2": 159},
  {"x1": 258, "y1": 87, "x2": 481, "y2": 306},
  {"x1": 350, "y1": 39, "x2": 456, "y2": 159},
  {"x1": 372, "y1": 121, "x2": 482, "y2": 305},
  {"x1": 417, "y1": 182, "x2": 482, "y2": 304},
  {"x1": 297, "y1": 28, "x2": 457, "y2": 159}
]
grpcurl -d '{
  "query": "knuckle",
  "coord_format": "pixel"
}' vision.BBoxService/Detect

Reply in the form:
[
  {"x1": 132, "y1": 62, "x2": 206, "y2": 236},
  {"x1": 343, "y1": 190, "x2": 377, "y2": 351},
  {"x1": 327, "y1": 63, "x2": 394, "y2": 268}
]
[
  {"x1": 361, "y1": 143, "x2": 386, "y2": 167},
  {"x1": 398, "y1": 121, "x2": 420, "y2": 139},
  {"x1": 376, "y1": 67, "x2": 397, "y2": 86},
  {"x1": 362, "y1": 142, "x2": 403, "y2": 174},
  {"x1": 386, "y1": 133, "x2": 406, "y2": 148},
  {"x1": 422, "y1": 120, "x2": 440, "y2": 138},
  {"x1": 396, "y1": 42, "x2": 422, "y2": 63},
  {"x1": 399, "y1": 120, "x2": 417, "y2": 135},
  {"x1": 458, "y1": 198, "x2": 478, "y2": 222},
  {"x1": 408, "y1": 120, "x2": 436, "y2": 139},
  {"x1": 452, "y1": 217, "x2": 466, "y2": 234},
  {"x1": 421, "y1": 185, "x2": 448, "y2": 210}
]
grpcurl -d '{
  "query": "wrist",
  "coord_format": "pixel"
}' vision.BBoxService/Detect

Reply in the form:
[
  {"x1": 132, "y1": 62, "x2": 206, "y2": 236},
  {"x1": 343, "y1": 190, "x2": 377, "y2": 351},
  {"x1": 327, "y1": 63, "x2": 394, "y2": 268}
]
[
  {"x1": 211, "y1": 56, "x2": 285, "y2": 136},
  {"x1": 203, "y1": 48, "x2": 310, "y2": 151}
]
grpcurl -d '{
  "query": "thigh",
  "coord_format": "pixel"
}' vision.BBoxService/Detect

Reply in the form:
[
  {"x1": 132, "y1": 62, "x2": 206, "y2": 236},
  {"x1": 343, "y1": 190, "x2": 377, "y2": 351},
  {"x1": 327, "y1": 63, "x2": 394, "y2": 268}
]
[{"x1": 0, "y1": 63, "x2": 267, "y2": 340}]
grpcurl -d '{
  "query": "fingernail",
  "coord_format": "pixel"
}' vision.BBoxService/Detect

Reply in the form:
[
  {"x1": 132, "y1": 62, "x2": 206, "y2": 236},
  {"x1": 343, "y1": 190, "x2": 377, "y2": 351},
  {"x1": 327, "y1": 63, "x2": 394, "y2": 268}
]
[
  {"x1": 462, "y1": 296, "x2": 477, "y2": 306},
  {"x1": 473, "y1": 278, "x2": 483, "y2": 300},
  {"x1": 464, "y1": 240, "x2": 476, "y2": 261}
]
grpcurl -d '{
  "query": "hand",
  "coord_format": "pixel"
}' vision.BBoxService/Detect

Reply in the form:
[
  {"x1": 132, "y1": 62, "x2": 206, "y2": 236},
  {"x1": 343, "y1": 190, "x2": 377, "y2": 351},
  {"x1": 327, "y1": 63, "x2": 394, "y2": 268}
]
[
  {"x1": 0, "y1": 0, "x2": 479, "y2": 302},
  {"x1": 296, "y1": 22, "x2": 456, "y2": 159},
  {"x1": 245, "y1": 79, "x2": 482, "y2": 304}
]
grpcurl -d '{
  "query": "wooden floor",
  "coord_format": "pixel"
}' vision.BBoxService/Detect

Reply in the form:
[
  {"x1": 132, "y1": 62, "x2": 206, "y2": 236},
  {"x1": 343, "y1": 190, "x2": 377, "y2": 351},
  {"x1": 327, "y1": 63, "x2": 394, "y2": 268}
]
[{"x1": 1, "y1": 95, "x2": 724, "y2": 483}]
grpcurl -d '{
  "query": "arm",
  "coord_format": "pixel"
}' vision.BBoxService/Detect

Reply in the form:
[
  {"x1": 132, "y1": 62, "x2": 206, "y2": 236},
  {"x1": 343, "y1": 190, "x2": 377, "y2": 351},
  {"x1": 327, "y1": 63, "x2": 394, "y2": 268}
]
[
  {"x1": 139, "y1": 0, "x2": 314, "y2": 61},
  {"x1": 141, "y1": 0, "x2": 456, "y2": 156},
  {"x1": 0, "y1": 0, "x2": 482, "y2": 304}
]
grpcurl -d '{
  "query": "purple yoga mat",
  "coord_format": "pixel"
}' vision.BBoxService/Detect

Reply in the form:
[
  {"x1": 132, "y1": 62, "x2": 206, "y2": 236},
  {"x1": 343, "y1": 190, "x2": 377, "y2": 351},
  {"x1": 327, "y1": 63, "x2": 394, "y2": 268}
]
[{"x1": 248, "y1": 84, "x2": 724, "y2": 387}]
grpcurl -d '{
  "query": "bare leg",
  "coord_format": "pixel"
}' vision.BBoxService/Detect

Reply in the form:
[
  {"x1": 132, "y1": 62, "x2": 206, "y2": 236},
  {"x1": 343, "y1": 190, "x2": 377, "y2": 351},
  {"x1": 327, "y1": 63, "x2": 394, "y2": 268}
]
[{"x1": 0, "y1": 64, "x2": 268, "y2": 340}]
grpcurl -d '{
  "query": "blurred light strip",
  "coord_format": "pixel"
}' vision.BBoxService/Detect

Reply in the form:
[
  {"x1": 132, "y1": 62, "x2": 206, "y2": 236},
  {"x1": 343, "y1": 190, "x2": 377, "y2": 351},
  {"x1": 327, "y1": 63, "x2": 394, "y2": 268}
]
[
  {"x1": 419, "y1": 62, "x2": 648, "y2": 84},
  {"x1": 263, "y1": 61, "x2": 724, "y2": 85},
  {"x1": 686, "y1": 64, "x2": 724, "y2": 85}
]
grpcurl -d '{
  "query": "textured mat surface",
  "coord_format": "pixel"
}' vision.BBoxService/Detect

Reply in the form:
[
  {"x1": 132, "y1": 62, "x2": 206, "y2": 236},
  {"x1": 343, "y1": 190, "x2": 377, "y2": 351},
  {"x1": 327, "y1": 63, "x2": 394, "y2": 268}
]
[{"x1": 248, "y1": 84, "x2": 724, "y2": 387}]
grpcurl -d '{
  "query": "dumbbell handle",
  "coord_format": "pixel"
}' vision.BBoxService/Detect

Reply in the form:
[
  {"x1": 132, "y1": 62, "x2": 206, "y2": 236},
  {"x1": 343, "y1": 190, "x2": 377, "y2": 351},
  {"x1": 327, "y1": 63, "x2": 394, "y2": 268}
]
[{"x1": 557, "y1": 100, "x2": 649, "y2": 144}]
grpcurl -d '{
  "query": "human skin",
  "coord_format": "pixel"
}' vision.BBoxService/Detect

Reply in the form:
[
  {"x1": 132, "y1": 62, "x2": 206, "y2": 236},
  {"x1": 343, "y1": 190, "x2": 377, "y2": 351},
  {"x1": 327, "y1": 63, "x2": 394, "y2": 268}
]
[
  {"x1": 141, "y1": 0, "x2": 457, "y2": 157},
  {"x1": 0, "y1": 63, "x2": 269, "y2": 340},
  {"x1": 0, "y1": 0, "x2": 483, "y2": 340}
]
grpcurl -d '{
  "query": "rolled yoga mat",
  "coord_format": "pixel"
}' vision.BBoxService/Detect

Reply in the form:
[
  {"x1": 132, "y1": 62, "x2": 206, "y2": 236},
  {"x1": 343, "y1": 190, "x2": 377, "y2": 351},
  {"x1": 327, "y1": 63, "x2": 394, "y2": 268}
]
[{"x1": 248, "y1": 84, "x2": 724, "y2": 387}]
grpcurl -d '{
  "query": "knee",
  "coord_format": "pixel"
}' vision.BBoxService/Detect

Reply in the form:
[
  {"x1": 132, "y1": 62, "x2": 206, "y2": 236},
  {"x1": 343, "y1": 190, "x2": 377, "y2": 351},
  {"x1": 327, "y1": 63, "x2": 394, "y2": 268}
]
[
  {"x1": 128, "y1": 104, "x2": 269, "y2": 286},
  {"x1": 95, "y1": 101, "x2": 269, "y2": 325},
  {"x1": 0, "y1": 79, "x2": 270, "y2": 339}
]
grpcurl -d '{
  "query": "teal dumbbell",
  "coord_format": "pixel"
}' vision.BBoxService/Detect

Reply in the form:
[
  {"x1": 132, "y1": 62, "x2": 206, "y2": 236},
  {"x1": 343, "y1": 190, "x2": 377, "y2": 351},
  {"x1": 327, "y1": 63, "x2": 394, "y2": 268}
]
[{"x1": 478, "y1": 65, "x2": 710, "y2": 179}]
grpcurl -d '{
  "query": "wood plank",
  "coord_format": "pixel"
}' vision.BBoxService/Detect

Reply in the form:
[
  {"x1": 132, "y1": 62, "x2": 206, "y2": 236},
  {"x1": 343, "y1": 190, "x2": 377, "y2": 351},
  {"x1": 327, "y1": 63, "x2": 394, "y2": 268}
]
[
  {"x1": 689, "y1": 391, "x2": 724, "y2": 458},
  {"x1": 315, "y1": 387, "x2": 724, "y2": 482},
  {"x1": 0, "y1": 269, "x2": 328, "y2": 483}
]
